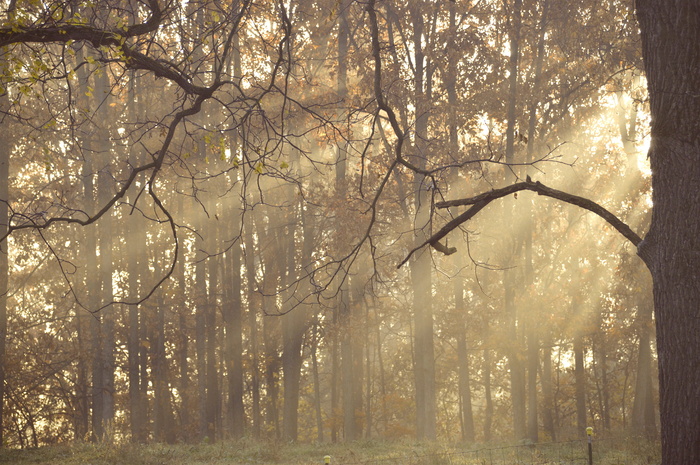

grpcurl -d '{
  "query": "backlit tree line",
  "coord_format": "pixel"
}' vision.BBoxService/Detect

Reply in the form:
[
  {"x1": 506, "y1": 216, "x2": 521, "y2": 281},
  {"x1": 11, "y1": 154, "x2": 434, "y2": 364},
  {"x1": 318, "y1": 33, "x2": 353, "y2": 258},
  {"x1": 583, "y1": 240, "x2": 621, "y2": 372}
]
[{"x1": 0, "y1": 0, "x2": 657, "y2": 448}]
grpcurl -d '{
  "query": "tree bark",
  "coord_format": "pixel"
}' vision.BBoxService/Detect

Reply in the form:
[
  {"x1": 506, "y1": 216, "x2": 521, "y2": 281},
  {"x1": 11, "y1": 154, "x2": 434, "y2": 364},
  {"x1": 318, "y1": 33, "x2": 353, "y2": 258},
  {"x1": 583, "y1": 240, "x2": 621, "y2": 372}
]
[{"x1": 636, "y1": 2, "x2": 700, "y2": 462}]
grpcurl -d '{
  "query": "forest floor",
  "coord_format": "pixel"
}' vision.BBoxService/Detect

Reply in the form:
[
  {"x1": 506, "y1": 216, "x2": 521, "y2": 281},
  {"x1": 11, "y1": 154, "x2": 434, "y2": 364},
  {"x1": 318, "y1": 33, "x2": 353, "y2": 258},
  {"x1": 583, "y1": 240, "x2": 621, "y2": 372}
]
[{"x1": 0, "y1": 436, "x2": 660, "y2": 465}]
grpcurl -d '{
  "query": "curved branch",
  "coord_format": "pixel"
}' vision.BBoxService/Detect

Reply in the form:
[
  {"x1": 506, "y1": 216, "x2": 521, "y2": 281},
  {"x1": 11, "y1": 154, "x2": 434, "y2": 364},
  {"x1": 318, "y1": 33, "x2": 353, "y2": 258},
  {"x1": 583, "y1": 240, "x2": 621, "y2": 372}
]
[
  {"x1": 398, "y1": 179, "x2": 644, "y2": 268},
  {"x1": 0, "y1": 24, "x2": 212, "y2": 96}
]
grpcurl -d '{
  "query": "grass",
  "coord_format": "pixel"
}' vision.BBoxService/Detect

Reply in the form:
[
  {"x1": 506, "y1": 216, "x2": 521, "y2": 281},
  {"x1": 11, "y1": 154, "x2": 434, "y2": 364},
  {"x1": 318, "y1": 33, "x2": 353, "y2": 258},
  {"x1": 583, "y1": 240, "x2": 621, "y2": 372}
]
[{"x1": 0, "y1": 436, "x2": 660, "y2": 465}]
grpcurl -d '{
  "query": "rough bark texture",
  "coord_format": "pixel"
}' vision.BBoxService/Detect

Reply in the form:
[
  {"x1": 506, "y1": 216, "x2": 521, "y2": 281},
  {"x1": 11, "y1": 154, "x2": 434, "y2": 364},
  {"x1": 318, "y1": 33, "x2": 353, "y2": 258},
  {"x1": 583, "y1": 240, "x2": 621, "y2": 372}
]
[{"x1": 636, "y1": 1, "x2": 700, "y2": 463}]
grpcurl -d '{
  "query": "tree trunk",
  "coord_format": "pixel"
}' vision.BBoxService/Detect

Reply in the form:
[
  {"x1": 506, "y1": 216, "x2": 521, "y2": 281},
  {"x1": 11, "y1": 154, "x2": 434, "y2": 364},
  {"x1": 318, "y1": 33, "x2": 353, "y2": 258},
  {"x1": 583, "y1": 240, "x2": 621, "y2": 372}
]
[
  {"x1": 126, "y1": 76, "x2": 148, "y2": 443},
  {"x1": 205, "y1": 227, "x2": 220, "y2": 440},
  {"x1": 455, "y1": 278, "x2": 475, "y2": 442},
  {"x1": 153, "y1": 296, "x2": 176, "y2": 443},
  {"x1": 339, "y1": 287, "x2": 356, "y2": 441},
  {"x1": 311, "y1": 318, "x2": 324, "y2": 442},
  {"x1": 194, "y1": 215, "x2": 208, "y2": 440},
  {"x1": 483, "y1": 321, "x2": 493, "y2": 442},
  {"x1": 410, "y1": 4, "x2": 437, "y2": 440},
  {"x1": 541, "y1": 342, "x2": 556, "y2": 441},
  {"x1": 224, "y1": 202, "x2": 244, "y2": 439},
  {"x1": 175, "y1": 196, "x2": 191, "y2": 441},
  {"x1": 261, "y1": 234, "x2": 280, "y2": 438},
  {"x1": 630, "y1": 300, "x2": 656, "y2": 437},
  {"x1": 574, "y1": 334, "x2": 587, "y2": 436},
  {"x1": 504, "y1": 0, "x2": 526, "y2": 441},
  {"x1": 244, "y1": 212, "x2": 261, "y2": 438},
  {"x1": 636, "y1": 3, "x2": 700, "y2": 462},
  {"x1": 94, "y1": 65, "x2": 116, "y2": 440},
  {"x1": 524, "y1": 0, "x2": 548, "y2": 444},
  {"x1": 0, "y1": 67, "x2": 8, "y2": 449}
]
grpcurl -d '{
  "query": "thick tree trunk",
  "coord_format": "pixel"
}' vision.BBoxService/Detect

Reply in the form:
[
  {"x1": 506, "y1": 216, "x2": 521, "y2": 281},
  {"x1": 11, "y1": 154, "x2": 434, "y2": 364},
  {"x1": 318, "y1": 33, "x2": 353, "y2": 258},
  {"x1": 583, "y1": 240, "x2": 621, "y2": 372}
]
[{"x1": 636, "y1": 2, "x2": 700, "y2": 463}]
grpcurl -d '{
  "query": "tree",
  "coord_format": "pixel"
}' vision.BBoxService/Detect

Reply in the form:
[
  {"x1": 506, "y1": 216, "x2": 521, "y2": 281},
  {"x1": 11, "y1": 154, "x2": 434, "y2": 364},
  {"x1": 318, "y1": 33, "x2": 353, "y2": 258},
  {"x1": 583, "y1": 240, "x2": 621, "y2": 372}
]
[
  {"x1": 635, "y1": 1, "x2": 700, "y2": 462},
  {"x1": 403, "y1": 1, "x2": 695, "y2": 462}
]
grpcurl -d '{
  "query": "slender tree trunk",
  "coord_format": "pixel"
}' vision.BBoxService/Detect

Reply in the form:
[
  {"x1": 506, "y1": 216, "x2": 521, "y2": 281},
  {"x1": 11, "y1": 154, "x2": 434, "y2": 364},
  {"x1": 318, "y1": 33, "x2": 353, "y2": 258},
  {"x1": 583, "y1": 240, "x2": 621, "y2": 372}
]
[
  {"x1": 153, "y1": 295, "x2": 176, "y2": 443},
  {"x1": 339, "y1": 287, "x2": 355, "y2": 441},
  {"x1": 330, "y1": 313, "x2": 339, "y2": 442},
  {"x1": 410, "y1": 4, "x2": 437, "y2": 440},
  {"x1": 336, "y1": 2, "x2": 360, "y2": 441},
  {"x1": 351, "y1": 278, "x2": 365, "y2": 439},
  {"x1": 541, "y1": 342, "x2": 556, "y2": 441},
  {"x1": 75, "y1": 51, "x2": 103, "y2": 440},
  {"x1": 244, "y1": 212, "x2": 261, "y2": 437},
  {"x1": 455, "y1": 278, "x2": 475, "y2": 442},
  {"x1": 483, "y1": 324, "x2": 493, "y2": 442},
  {"x1": 504, "y1": 0, "x2": 526, "y2": 441},
  {"x1": 524, "y1": 0, "x2": 548, "y2": 444},
  {"x1": 630, "y1": 299, "x2": 656, "y2": 437},
  {"x1": 194, "y1": 214, "x2": 208, "y2": 440},
  {"x1": 205, "y1": 227, "x2": 220, "y2": 440},
  {"x1": 224, "y1": 202, "x2": 244, "y2": 438},
  {"x1": 93, "y1": 65, "x2": 116, "y2": 440},
  {"x1": 281, "y1": 205, "x2": 309, "y2": 442},
  {"x1": 126, "y1": 75, "x2": 148, "y2": 443},
  {"x1": 0, "y1": 67, "x2": 9, "y2": 449},
  {"x1": 261, "y1": 236, "x2": 280, "y2": 438},
  {"x1": 574, "y1": 334, "x2": 587, "y2": 435},
  {"x1": 174, "y1": 195, "x2": 191, "y2": 441},
  {"x1": 311, "y1": 318, "x2": 324, "y2": 442}
]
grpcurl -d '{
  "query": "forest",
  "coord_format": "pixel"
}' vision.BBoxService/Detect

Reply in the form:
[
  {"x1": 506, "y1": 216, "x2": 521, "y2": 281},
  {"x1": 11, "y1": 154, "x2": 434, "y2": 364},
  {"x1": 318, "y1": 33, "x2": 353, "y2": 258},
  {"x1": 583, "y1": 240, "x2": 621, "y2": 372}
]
[{"x1": 0, "y1": 0, "x2": 665, "y2": 453}]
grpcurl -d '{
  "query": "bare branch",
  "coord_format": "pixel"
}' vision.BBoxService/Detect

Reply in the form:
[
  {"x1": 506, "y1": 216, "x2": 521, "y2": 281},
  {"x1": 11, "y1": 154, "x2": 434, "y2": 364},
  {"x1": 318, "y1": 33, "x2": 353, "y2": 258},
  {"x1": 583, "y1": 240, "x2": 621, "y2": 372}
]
[{"x1": 398, "y1": 179, "x2": 643, "y2": 268}]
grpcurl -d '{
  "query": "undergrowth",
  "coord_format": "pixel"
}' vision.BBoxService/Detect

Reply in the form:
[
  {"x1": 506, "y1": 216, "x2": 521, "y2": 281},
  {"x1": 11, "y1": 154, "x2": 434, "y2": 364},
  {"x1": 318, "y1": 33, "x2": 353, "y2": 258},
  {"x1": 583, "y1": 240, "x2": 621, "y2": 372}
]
[{"x1": 0, "y1": 436, "x2": 660, "y2": 465}]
